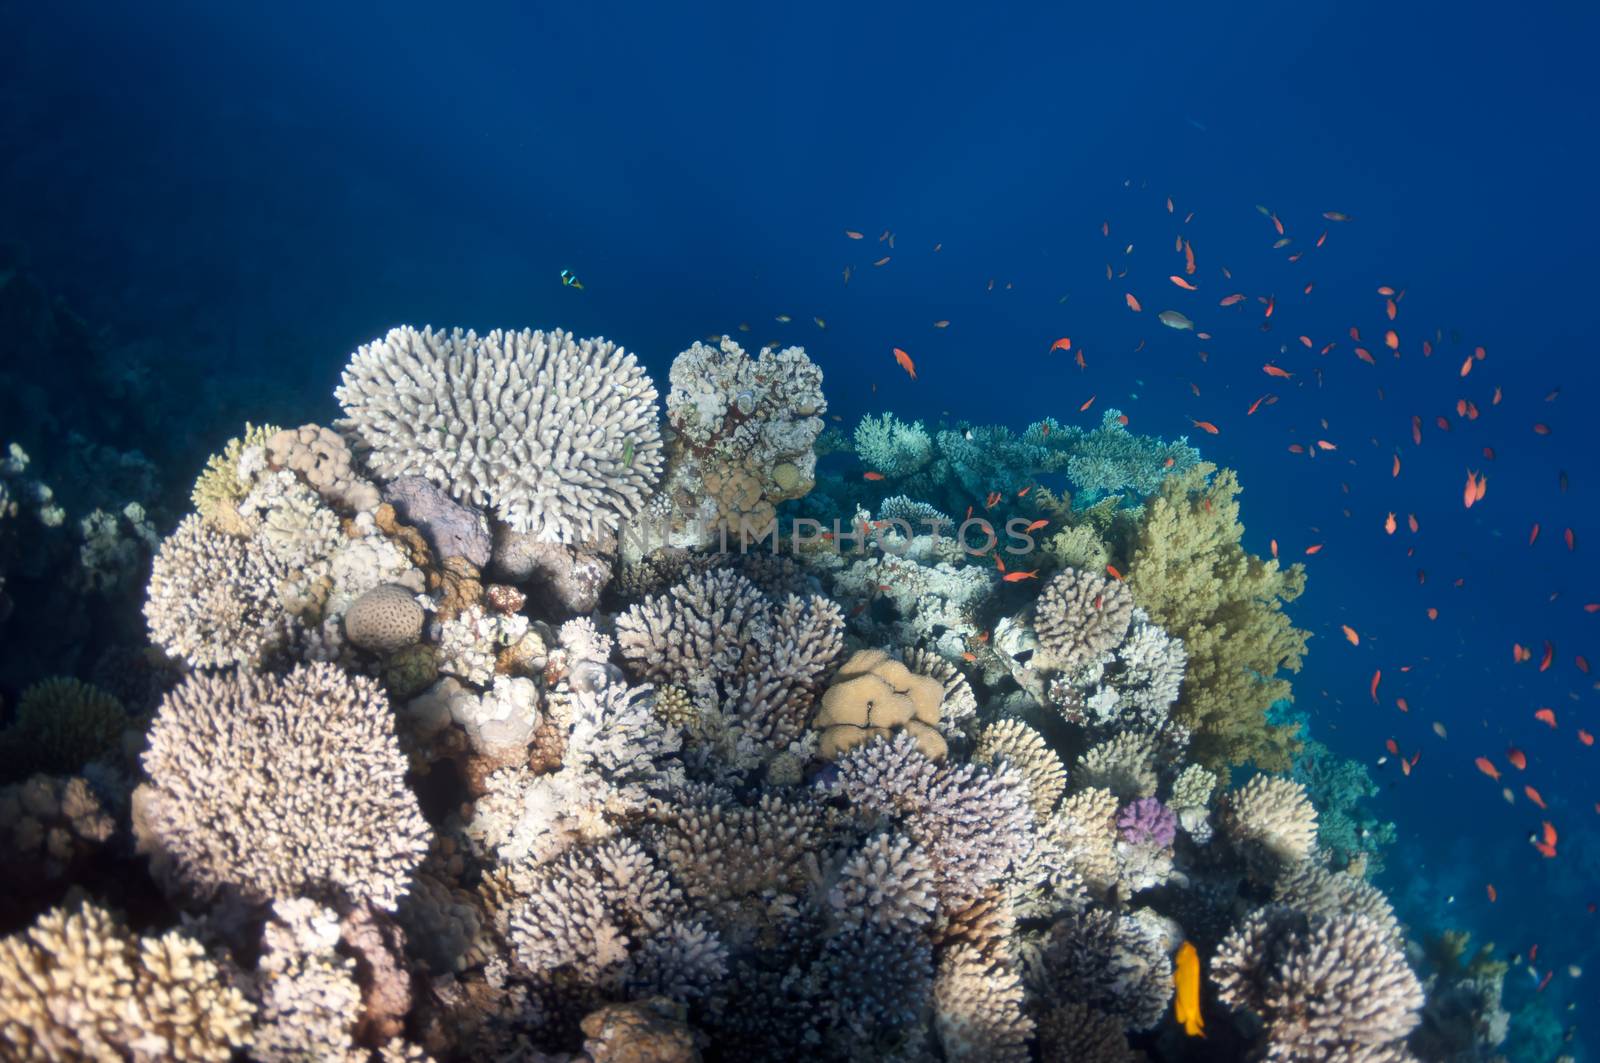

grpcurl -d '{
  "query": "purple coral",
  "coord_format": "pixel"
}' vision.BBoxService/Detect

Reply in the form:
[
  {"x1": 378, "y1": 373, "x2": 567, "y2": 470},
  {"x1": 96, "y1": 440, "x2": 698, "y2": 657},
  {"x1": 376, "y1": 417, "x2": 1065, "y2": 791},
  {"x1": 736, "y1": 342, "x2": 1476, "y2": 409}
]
[{"x1": 1116, "y1": 797, "x2": 1176, "y2": 848}]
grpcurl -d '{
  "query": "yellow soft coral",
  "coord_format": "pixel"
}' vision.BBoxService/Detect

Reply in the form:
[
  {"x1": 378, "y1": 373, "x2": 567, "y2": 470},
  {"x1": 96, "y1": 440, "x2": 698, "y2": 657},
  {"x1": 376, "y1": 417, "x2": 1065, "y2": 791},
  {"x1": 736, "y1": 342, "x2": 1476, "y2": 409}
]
[
  {"x1": 190, "y1": 422, "x2": 279, "y2": 536},
  {"x1": 1126, "y1": 463, "x2": 1308, "y2": 773}
]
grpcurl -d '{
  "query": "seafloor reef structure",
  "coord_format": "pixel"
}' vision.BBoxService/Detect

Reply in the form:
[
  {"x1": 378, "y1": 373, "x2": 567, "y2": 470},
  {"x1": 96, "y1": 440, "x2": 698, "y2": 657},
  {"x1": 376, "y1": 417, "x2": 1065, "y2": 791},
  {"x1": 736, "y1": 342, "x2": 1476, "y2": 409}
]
[{"x1": 0, "y1": 323, "x2": 1506, "y2": 1062}]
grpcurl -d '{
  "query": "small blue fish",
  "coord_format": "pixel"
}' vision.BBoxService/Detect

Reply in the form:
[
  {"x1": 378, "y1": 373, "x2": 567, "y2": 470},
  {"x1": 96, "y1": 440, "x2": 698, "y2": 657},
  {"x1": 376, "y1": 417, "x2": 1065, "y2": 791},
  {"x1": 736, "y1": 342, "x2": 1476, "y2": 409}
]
[{"x1": 560, "y1": 269, "x2": 584, "y2": 291}]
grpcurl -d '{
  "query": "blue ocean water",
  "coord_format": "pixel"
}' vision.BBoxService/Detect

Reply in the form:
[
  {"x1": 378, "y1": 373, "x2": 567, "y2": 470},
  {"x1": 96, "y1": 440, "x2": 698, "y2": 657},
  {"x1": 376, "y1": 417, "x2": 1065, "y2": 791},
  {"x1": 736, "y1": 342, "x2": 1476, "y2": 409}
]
[{"x1": 3, "y1": 1, "x2": 1596, "y2": 1057}]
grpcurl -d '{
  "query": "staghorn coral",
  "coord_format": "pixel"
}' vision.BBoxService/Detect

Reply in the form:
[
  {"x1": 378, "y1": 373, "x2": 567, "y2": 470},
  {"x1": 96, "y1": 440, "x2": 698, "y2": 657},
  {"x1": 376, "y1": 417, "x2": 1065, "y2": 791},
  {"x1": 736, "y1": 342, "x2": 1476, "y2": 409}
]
[
  {"x1": 975, "y1": 718, "x2": 1067, "y2": 818},
  {"x1": 337, "y1": 326, "x2": 662, "y2": 543},
  {"x1": 1221, "y1": 774, "x2": 1320, "y2": 868},
  {"x1": 144, "y1": 513, "x2": 293, "y2": 669},
  {"x1": 1033, "y1": 566, "x2": 1135, "y2": 673},
  {"x1": 134, "y1": 663, "x2": 431, "y2": 910},
  {"x1": 1126, "y1": 462, "x2": 1309, "y2": 772},
  {"x1": 834, "y1": 733, "x2": 1032, "y2": 909},
  {"x1": 1064, "y1": 407, "x2": 1200, "y2": 502},
  {"x1": 813, "y1": 648, "x2": 947, "y2": 760},
  {"x1": 933, "y1": 941, "x2": 1034, "y2": 1063},
  {"x1": 1075, "y1": 732, "x2": 1159, "y2": 800},
  {"x1": 1214, "y1": 907, "x2": 1424, "y2": 1059},
  {"x1": 265, "y1": 423, "x2": 381, "y2": 514},
  {"x1": 0, "y1": 901, "x2": 254, "y2": 1061}
]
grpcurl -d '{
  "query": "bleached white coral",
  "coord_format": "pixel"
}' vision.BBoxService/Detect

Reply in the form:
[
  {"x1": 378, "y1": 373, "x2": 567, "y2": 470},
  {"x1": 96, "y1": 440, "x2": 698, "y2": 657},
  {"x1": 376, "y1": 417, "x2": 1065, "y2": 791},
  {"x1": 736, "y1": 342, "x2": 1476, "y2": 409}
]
[
  {"x1": 445, "y1": 675, "x2": 542, "y2": 761},
  {"x1": 144, "y1": 513, "x2": 293, "y2": 669},
  {"x1": 1033, "y1": 566, "x2": 1135, "y2": 673},
  {"x1": 133, "y1": 664, "x2": 430, "y2": 910},
  {"x1": 933, "y1": 942, "x2": 1033, "y2": 1063},
  {"x1": 437, "y1": 605, "x2": 530, "y2": 686},
  {"x1": 248, "y1": 897, "x2": 364, "y2": 1063},
  {"x1": 336, "y1": 326, "x2": 662, "y2": 543}
]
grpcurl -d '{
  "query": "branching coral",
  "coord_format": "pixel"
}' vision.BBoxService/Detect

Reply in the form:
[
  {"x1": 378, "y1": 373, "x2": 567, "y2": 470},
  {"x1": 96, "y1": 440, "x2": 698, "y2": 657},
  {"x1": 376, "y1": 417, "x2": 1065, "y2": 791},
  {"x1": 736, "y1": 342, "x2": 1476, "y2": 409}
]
[
  {"x1": 134, "y1": 663, "x2": 431, "y2": 910},
  {"x1": 834, "y1": 733, "x2": 1031, "y2": 909},
  {"x1": 854, "y1": 413, "x2": 934, "y2": 478},
  {"x1": 336, "y1": 326, "x2": 662, "y2": 543},
  {"x1": 1213, "y1": 908, "x2": 1424, "y2": 1059},
  {"x1": 190, "y1": 421, "x2": 279, "y2": 535},
  {"x1": 1126, "y1": 462, "x2": 1309, "y2": 772},
  {"x1": 1075, "y1": 732, "x2": 1159, "y2": 800},
  {"x1": 975, "y1": 718, "x2": 1066, "y2": 818},
  {"x1": 1033, "y1": 566, "x2": 1135, "y2": 673},
  {"x1": 247, "y1": 897, "x2": 364, "y2": 1062},
  {"x1": 144, "y1": 513, "x2": 293, "y2": 669},
  {"x1": 933, "y1": 941, "x2": 1033, "y2": 1063},
  {"x1": 828, "y1": 831, "x2": 940, "y2": 934},
  {"x1": 1030, "y1": 908, "x2": 1174, "y2": 1032},
  {"x1": 4, "y1": 676, "x2": 125, "y2": 777},
  {"x1": 1220, "y1": 775, "x2": 1319, "y2": 868},
  {"x1": 0, "y1": 901, "x2": 254, "y2": 1061}
]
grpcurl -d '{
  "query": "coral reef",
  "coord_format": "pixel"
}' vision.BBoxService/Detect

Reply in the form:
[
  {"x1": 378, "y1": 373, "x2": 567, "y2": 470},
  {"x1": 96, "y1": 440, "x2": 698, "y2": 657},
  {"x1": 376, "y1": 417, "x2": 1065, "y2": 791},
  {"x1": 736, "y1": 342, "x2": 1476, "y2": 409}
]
[{"x1": 812, "y1": 647, "x2": 947, "y2": 759}]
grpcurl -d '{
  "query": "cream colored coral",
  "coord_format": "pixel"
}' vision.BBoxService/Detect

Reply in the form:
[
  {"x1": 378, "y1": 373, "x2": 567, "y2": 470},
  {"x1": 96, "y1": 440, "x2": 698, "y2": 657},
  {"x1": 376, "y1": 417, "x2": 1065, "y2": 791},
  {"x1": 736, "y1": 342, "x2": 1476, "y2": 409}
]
[
  {"x1": 1074, "y1": 732, "x2": 1158, "y2": 799},
  {"x1": 1049, "y1": 786, "x2": 1120, "y2": 894},
  {"x1": 336, "y1": 326, "x2": 662, "y2": 543},
  {"x1": 190, "y1": 422, "x2": 278, "y2": 536},
  {"x1": 814, "y1": 649, "x2": 947, "y2": 759},
  {"x1": 1220, "y1": 775, "x2": 1318, "y2": 865},
  {"x1": 976, "y1": 719, "x2": 1066, "y2": 818},
  {"x1": 1033, "y1": 566, "x2": 1135, "y2": 673},
  {"x1": 0, "y1": 902, "x2": 253, "y2": 1061},
  {"x1": 266, "y1": 423, "x2": 380, "y2": 512},
  {"x1": 144, "y1": 513, "x2": 292, "y2": 670},
  {"x1": 933, "y1": 942, "x2": 1033, "y2": 1063}
]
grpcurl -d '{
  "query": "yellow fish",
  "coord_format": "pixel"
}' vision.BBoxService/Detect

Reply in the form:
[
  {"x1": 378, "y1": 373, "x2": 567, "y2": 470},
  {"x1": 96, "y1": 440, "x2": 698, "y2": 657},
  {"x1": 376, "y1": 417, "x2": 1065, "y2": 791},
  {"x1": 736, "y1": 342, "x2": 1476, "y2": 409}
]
[{"x1": 1174, "y1": 941, "x2": 1204, "y2": 1036}]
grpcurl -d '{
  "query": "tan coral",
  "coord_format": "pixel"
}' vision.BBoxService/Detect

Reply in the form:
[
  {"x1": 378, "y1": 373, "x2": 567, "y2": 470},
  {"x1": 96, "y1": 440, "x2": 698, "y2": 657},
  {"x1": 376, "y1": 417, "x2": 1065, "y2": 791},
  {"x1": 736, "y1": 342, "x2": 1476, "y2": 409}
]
[
  {"x1": 1220, "y1": 775, "x2": 1319, "y2": 867},
  {"x1": 266, "y1": 423, "x2": 380, "y2": 512},
  {"x1": 975, "y1": 719, "x2": 1066, "y2": 818},
  {"x1": 0, "y1": 901, "x2": 254, "y2": 1061},
  {"x1": 1075, "y1": 732, "x2": 1159, "y2": 800},
  {"x1": 814, "y1": 650, "x2": 947, "y2": 759},
  {"x1": 344, "y1": 583, "x2": 425, "y2": 654},
  {"x1": 1033, "y1": 566, "x2": 1135, "y2": 673}
]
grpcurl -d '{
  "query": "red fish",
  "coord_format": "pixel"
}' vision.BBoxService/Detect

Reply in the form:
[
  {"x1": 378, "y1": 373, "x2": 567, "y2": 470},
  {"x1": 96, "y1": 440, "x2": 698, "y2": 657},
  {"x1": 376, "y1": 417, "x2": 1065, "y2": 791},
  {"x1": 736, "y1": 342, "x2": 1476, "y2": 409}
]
[
  {"x1": 1125, "y1": 293, "x2": 1142, "y2": 312},
  {"x1": 1024, "y1": 519, "x2": 1049, "y2": 532},
  {"x1": 892, "y1": 347, "x2": 917, "y2": 379},
  {"x1": 1579, "y1": 729, "x2": 1594, "y2": 747},
  {"x1": 1487, "y1": 883, "x2": 1498, "y2": 903},
  {"x1": 1507, "y1": 747, "x2": 1528, "y2": 771},
  {"x1": 1105, "y1": 564, "x2": 1123, "y2": 581},
  {"x1": 1535, "y1": 707, "x2": 1558, "y2": 728},
  {"x1": 1370, "y1": 668, "x2": 1381, "y2": 702},
  {"x1": 863, "y1": 471, "x2": 885, "y2": 481},
  {"x1": 1001, "y1": 570, "x2": 1039, "y2": 582},
  {"x1": 1341, "y1": 625, "x2": 1361, "y2": 646},
  {"x1": 1169, "y1": 275, "x2": 1198, "y2": 290},
  {"x1": 1526, "y1": 785, "x2": 1547, "y2": 810},
  {"x1": 1305, "y1": 543, "x2": 1325, "y2": 555},
  {"x1": 1049, "y1": 336, "x2": 1073, "y2": 353},
  {"x1": 1079, "y1": 395, "x2": 1097, "y2": 412},
  {"x1": 1263, "y1": 364, "x2": 1293, "y2": 379},
  {"x1": 1529, "y1": 523, "x2": 1541, "y2": 546},
  {"x1": 1191, "y1": 419, "x2": 1219, "y2": 434},
  {"x1": 1474, "y1": 757, "x2": 1501, "y2": 781}
]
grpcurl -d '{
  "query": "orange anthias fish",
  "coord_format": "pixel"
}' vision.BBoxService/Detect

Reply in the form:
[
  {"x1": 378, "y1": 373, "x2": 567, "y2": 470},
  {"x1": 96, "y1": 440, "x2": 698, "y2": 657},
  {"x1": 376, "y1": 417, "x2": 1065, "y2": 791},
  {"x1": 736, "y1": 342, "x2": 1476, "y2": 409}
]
[
  {"x1": 1369, "y1": 668, "x2": 1381, "y2": 703},
  {"x1": 1049, "y1": 336, "x2": 1072, "y2": 353},
  {"x1": 863, "y1": 471, "x2": 885, "y2": 481},
  {"x1": 1105, "y1": 564, "x2": 1124, "y2": 581},
  {"x1": 1173, "y1": 941, "x2": 1204, "y2": 1037},
  {"x1": 1024, "y1": 519, "x2": 1049, "y2": 532},
  {"x1": 1341, "y1": 624, "x2": 1360, "y2": 646},
  {"x1": 1384, "y1": 513, "x2": 1397, "y2": 535},
  {"x1": 1190, "y1": 419, "x2": 1219, "y2": 435},
  {"x1": 1507, "y1": 747, "x2": 1528, "y2": 771},
  {"x1": 1535, "y1": 707, "x2": 1558, "y2": 728},
  {"x1": 1475, "y1": 757, "x2": 1501, "y2": 781},
  {"x1": 1125, "y1": 292, "x2": 1143, "y2": 312},
  {"x1": 1001, "y1": 570, "x2": 1039, "y2": 582},
  {"x1": 1263, "y1": 364, "x2": 1293, "y2": 379},
  {"x1": 1170, "y1": 275, "x2": 1198, "y2": 291},
  {"x1": 1579, "y1": 729, "x2": 1595, "y2": 747},
  {"x1": 892, "y1": 347, "x2": 917, "y2": 379},
  {"x1": 1526, "y1": 785, "x2": 1548, "y2": 810}
]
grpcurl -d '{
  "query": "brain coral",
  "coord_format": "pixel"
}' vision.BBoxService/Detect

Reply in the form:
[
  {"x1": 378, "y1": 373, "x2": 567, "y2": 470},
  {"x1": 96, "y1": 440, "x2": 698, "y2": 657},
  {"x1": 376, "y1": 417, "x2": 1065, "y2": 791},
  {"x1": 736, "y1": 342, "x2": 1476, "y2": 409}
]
[
  {"x1": 336, "y1": 326, "x2": 662, "y2": 543},
  {"x1": 134, "y1": 663, "x2": 430, "y2": 910},
  {"x1": 0, "y1": 901, "x2": 254, "y2": 1061},
  {"x1": 1220, "y1": 775, "x2": 1319, "y2": 867},
  {"x1": 814, "y1": 648, "x2": 947, "y2": 760},
  {"x1": 344, "y1": 583, "x2": 425, "y2": 654},
  {"x1": 144, "y1": 513, "x2": 292, "y2": 669},
  {"x1": 1214, "y1": 907, "x2": 1424, "y2": 1059},
  {"x1": 1034, "y1": 566, "x2": 1135, "y2": 673}
]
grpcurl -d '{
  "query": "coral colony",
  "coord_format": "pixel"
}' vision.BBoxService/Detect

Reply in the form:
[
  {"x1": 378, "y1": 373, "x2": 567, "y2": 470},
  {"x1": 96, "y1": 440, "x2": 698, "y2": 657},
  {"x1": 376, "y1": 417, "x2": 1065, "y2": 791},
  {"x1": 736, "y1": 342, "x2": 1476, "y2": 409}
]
[{"x1": 0, "y1": 325, "x2": 1506, "y2": 1061}]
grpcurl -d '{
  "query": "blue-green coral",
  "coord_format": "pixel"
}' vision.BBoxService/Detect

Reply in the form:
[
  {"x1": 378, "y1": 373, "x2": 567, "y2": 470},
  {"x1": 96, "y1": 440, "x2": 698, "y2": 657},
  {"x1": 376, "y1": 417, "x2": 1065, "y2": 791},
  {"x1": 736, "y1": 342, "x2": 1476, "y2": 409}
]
[
  {"x1": 854, "y1": 413, "x2": 934, "y2": 479},
  {"x1": 1058, "y1": 408, "x2": 1200, "y2": 503}
]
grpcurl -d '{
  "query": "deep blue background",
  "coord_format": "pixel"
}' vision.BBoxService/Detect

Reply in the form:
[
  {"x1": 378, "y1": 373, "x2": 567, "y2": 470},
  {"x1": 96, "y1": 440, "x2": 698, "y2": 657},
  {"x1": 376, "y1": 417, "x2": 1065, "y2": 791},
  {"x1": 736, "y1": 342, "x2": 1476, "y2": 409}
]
[{"x1": 4, "y1": 1, "x2": 1596, "y2": 1053}]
